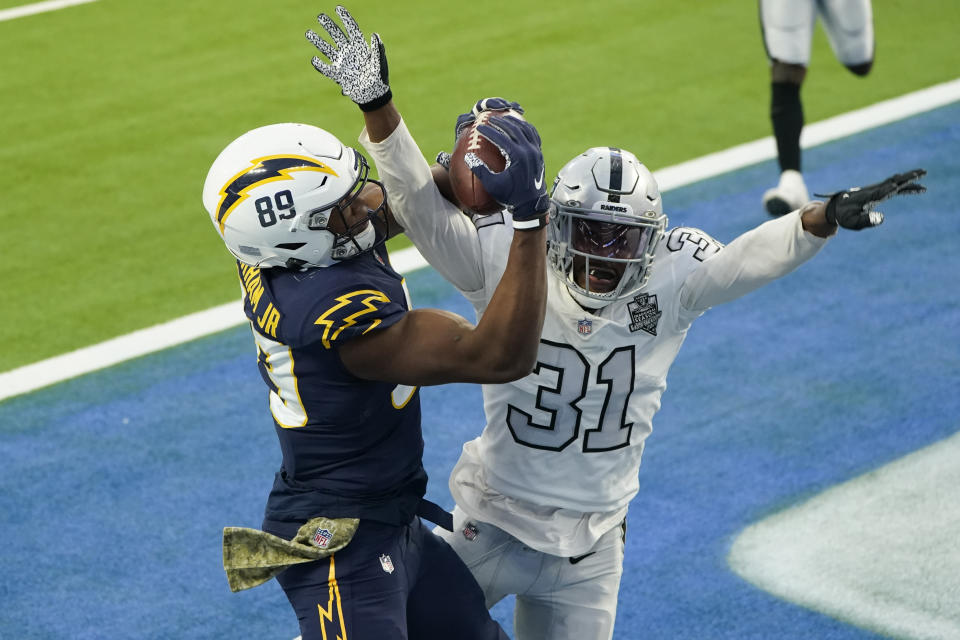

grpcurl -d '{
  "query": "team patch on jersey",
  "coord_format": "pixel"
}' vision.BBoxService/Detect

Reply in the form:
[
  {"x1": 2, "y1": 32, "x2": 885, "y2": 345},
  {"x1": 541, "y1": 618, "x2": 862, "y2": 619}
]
[
  {"x1": 577, "y1": 319, "x2": 593, "y2": 335},
  {"x1": 379, "y1": 553, "x2": 395, "y2": 574},
  {"x1": 628, "y1": 293, "x2": 661, "y2": 336},
  {"x1": 313, "y1": 527, "x2": 332, "y2": 549}
]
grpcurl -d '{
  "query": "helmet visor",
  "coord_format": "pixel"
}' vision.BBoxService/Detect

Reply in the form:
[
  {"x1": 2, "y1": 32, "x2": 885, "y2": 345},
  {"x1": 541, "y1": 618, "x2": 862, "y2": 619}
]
[{"x1": 571, "y1": 219, "x2": 654, "y2": 260}]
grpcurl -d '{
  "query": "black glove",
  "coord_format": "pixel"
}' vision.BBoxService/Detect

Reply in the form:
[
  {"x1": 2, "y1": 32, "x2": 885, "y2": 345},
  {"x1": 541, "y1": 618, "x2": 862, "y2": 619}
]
[
  {"x1": 469, "y1": 115, "x2": 550, "y2": 227},
  {"x1": 817, "y1": 169, "x2": 927, "y2": 230},
  {"x1": 306, "y1": 6, "x2": 392, "y2": 112}
]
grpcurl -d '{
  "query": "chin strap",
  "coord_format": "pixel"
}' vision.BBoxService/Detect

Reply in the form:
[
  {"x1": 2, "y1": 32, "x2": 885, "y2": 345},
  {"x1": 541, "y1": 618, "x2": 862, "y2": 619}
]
[{"x1": 564, "y1": 271, "x2": 614, "y2": 310}]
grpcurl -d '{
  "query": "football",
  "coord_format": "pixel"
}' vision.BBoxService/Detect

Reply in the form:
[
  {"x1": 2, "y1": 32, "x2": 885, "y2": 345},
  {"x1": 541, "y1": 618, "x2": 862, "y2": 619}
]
[{"x1": 449, "y1": 110, "x2": 519, "y2": 215}]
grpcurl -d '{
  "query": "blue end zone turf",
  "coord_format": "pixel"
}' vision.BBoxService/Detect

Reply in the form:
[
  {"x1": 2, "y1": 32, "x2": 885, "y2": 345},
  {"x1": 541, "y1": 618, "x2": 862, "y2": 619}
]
[{"x1": 1, "y1": 103, "x2": 957, "y2": 639}]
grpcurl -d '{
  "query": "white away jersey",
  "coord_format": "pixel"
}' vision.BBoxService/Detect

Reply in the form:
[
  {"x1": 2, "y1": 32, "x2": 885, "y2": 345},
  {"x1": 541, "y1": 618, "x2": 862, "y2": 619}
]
[{"x1": 360, "y1": 119, "x2": 828, "y2": 556}]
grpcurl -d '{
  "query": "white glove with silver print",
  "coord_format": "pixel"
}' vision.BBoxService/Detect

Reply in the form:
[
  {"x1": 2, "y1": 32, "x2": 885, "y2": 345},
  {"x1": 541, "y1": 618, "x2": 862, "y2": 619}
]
[{"x1": 306, "y1": 6, "x2": 392, "y2": 112}]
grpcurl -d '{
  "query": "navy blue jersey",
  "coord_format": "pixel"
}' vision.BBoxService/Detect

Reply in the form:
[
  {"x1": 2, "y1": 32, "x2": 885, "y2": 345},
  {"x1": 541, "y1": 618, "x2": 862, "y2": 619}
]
[{"x1": 237, "y1": 248, "x2": 427, "y2": 525}]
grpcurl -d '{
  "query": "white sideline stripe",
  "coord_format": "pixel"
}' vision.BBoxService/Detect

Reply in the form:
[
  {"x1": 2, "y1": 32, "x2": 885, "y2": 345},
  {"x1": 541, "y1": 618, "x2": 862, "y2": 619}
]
[
  {"x1": 0, "y1": 246, "x2": 428, "y2": 402},
  {"x1": 653, "y1": 78, "x2": 960, "y2": 191},
  {"x1": 1, "y1": 77, "x2": 959, "y2": 402},
  {"x1": 0, "y1": 0, "x2": 98, "y2": 22}
]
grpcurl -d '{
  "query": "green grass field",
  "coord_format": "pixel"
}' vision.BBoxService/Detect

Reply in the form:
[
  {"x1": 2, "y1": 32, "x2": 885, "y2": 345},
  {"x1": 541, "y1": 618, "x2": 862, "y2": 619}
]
[{"x1": 1, "y1": 0, "x2": 957, "y2": 371}]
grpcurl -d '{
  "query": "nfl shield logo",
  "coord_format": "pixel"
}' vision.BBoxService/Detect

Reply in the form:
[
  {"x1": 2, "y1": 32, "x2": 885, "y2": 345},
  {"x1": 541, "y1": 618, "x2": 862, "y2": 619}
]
[
  {"x1": 463, "y1": 523, "x2": 479, "y2": 541},
  {"x1": 577, "y1": 319, "x2": 593, "y2": 335},
  {"x1": 379, "y1": 553, "x2": 395, "y2": 574},
  {"x1": 313, "y1": 527, "x2": 332, "y2": 549}
]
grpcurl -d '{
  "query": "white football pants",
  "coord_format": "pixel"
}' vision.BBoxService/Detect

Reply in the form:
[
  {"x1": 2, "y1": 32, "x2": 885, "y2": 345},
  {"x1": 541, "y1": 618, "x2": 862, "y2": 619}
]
[
  {"x1": 760, "y1": 0, "x2": 874, "y2": 66},
  {"x1": 437, "y1": 506, "x2": 626, "y2": 640}
]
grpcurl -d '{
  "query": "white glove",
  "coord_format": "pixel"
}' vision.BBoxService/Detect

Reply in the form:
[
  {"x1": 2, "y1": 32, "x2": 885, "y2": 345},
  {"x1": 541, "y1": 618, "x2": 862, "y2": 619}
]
[{"x1": 306, "y1": 5, "x2": 392, "y2": 112}]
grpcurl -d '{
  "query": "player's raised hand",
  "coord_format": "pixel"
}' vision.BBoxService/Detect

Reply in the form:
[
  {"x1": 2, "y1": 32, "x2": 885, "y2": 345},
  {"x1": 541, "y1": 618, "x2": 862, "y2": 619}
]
[
  {"x1": 818, "y1": 169, "x2": 927, "y2": 230},
  {"x1": 455, "y1": 97, "x2": 526, "y2": 140},
  {"x1": 306, "y1": 6, "x2": 392, "y2": 112},
  {"x1": 469, "y1": 115, "x2": 550, "y2": 227},
  {"x1": 435, "y1": 99, "x2": 526, "y2": 172}
]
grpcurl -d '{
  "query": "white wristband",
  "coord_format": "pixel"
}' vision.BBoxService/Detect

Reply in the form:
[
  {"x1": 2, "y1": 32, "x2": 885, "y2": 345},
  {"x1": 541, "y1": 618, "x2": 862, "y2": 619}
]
[{"x1": 512, "y1": 215, "x2": 548, "y2": 231}]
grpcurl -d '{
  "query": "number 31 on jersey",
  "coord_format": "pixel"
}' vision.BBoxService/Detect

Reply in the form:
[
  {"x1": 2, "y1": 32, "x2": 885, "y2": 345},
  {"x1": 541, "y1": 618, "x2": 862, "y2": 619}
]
[{"x1": 506, "y1": 340, "x2": 636, "y2": 452}]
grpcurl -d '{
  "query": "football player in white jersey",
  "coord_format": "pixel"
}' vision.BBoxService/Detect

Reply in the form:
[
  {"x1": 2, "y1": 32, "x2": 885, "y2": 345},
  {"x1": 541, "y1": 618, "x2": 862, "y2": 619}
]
[
  {"x1": 760, "y1": 0, "x2": 875, "y2": 216},
  {"x1": 307, "y1": 8, "x2": 924, "y2": 640}
]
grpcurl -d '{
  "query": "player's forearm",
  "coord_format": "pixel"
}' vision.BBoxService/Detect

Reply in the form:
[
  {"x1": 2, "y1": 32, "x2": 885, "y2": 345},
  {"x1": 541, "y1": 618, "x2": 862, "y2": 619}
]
[
  {"x1": 362, "y1": 101, "x2": 401, "y2": 143},
  {"x1": 471, "y1": 228, "x2": 548, "y2": 380}
]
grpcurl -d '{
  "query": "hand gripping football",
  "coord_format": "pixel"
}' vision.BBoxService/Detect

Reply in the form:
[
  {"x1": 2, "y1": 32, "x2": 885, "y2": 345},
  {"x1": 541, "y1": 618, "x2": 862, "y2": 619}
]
[{"x1": 449, "y1": 110, "x2": 521, "y2": 215}]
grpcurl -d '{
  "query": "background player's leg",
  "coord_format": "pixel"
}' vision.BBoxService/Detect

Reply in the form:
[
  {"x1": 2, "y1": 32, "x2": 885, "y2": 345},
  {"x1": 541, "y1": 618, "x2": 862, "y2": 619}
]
[
  {"x1": 759, "y1": 0, "x2": 816, "y2": 215},
  {"x1": 764, "y1": 61, "x2": 810, "y2": 215},
  {"x1": 819, "y1": 0, "x2": 875, "y2": 74}
]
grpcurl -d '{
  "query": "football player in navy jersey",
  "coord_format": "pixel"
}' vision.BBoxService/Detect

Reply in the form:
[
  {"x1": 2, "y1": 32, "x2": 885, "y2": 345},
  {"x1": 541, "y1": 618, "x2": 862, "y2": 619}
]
[{"x1": 201, "y1": 9, "x2": 551, "y2": 637}]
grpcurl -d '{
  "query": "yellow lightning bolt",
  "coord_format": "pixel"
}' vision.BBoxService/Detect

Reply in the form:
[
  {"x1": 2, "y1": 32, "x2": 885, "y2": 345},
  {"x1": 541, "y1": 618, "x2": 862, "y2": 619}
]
[
  {"x1": 314, "y1": 290, "x2": 391, "y2": 349},
  {"x1": 315, "y1": 556, "x2": 348, "y2": 640},
  {"x1": 215, "y1": 154, "x2": 338, "y2": 234}
]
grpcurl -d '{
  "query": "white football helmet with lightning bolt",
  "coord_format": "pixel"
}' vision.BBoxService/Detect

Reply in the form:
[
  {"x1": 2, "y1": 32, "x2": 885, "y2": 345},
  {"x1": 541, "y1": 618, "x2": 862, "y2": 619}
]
[{"x1": 202, "y1": 122, "x2": 386, "y2": 269}]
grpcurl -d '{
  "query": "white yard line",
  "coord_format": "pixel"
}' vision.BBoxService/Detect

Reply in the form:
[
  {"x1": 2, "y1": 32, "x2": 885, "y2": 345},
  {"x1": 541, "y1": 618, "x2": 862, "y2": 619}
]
[
  {"x1": 0, "y1": 0, "x2": 98, "y2": 22},
  {"x1": 653, "y1": 78, "x2": 960, "y2": 191},
  {"x1": 1, "y1": 77, "x2": 959, "y2": 402},
  {"x1": 0, "y1": 246, "x2": 428, "y2": 402}
]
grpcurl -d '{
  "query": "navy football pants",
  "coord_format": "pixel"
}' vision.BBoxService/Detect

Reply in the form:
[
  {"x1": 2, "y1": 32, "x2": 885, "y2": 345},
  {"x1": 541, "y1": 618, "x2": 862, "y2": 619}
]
[{"x1": 264, "y1": 516, "x2": 508, "y2": 640}]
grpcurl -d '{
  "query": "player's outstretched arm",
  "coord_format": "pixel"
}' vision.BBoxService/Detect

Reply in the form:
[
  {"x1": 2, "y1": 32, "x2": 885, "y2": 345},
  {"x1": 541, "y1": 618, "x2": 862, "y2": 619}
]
[{"x1": 681, "y1": 168, "x2": 928, "y2": 313}]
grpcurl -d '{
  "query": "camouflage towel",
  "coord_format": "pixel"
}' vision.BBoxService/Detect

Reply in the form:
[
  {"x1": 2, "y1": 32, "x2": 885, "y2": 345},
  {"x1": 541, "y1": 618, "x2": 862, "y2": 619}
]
[{"x1": 222, "y1": 516, "x2": 359, "y2": 592}]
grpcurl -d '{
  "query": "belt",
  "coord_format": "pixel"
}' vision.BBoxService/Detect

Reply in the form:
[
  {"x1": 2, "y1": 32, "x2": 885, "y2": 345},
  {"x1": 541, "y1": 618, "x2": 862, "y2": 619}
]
[{"x1": 417, "y1": 498, "x2": 453, "y2": 531}]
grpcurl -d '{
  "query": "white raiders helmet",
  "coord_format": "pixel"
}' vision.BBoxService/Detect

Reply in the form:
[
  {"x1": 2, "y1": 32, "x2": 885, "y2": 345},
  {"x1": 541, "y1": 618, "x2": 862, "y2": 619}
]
[
  {"x1": 548, "y1": 147, "x2": 667, "y2": 308},
  {"x1": 201, "y1": 122, "x2": 387, "y2": 269}
]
